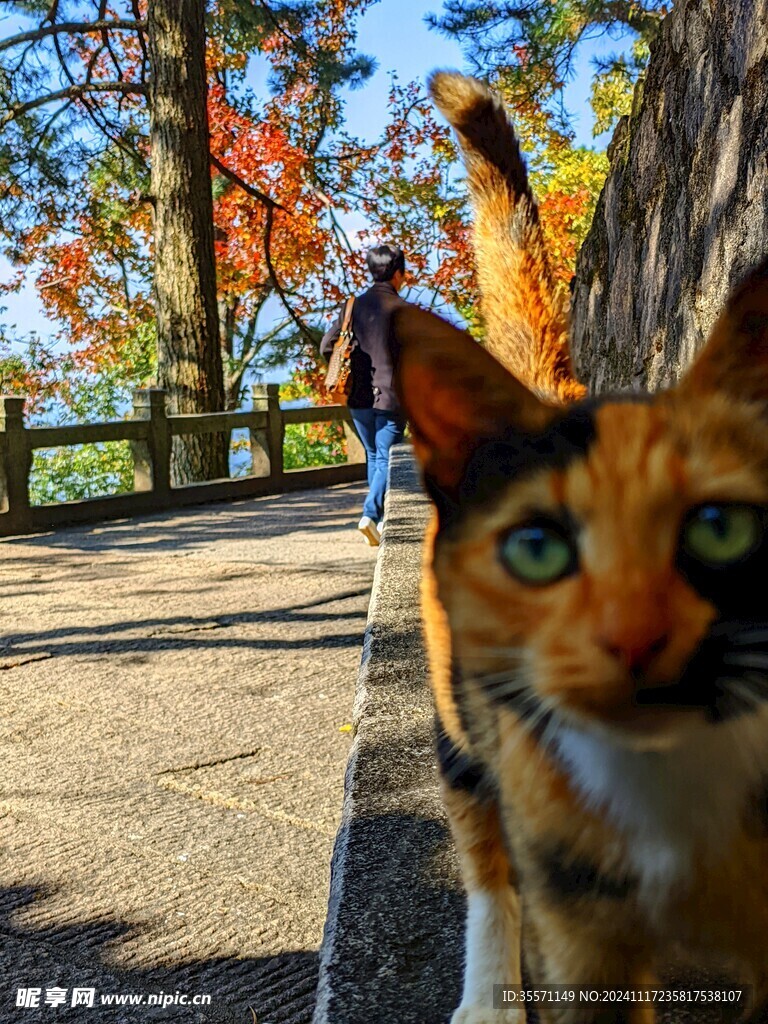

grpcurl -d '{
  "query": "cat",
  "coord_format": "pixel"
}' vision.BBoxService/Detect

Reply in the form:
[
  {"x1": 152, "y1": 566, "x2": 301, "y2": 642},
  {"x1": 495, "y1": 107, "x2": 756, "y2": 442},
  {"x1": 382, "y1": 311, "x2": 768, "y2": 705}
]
[{"x1": 391, "y1": 71, "x2": 768, "y2": 1024}]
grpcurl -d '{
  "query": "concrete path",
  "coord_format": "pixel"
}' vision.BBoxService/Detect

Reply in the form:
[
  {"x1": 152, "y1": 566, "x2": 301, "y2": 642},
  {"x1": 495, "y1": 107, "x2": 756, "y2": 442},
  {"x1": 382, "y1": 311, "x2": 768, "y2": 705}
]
[{"x1": 0, "y1": 483, "x2": 376, "y2": 1023}]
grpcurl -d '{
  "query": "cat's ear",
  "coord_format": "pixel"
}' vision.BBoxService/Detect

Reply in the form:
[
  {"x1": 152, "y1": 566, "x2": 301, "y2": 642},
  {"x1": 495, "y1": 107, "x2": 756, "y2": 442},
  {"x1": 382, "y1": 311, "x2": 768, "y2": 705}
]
[
  {"x1": 393, "y1": 306, "x2": 555, "y2": 492},
  {"x1": 679, "y1": 258, "x2": 768, "y2": 404}
]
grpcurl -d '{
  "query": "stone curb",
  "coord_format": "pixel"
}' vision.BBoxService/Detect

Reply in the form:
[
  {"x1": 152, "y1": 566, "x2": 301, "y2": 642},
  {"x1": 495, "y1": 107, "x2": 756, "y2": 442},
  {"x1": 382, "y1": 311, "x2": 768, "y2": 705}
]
[{"x1": 312, "y1": 445, "x2": 463, "y2": 1024}]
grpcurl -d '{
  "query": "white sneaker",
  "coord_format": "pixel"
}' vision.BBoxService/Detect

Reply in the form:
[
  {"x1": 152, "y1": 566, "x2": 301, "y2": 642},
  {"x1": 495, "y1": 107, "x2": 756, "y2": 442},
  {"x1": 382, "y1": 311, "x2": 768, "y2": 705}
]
[
  {"x1": 377, "y1": 521, "x2": 384, "y2": 535},
  {"x1": 358, "y1": 516, "x2": 380, "y2": 547}
]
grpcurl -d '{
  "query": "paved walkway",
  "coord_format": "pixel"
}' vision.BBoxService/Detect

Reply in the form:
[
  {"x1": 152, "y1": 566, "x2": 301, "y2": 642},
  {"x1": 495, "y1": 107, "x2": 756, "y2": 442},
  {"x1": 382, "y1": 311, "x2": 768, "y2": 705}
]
[{"x1": 0, "y1": 483, "x2": 376, "y2": 1023}]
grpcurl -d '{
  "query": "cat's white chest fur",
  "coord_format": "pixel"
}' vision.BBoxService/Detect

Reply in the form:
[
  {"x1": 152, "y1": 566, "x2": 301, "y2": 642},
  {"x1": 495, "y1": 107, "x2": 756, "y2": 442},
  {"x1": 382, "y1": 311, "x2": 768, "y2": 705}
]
[{"x1": 552, "y1": 710, "x2": 768, "y2": 910}]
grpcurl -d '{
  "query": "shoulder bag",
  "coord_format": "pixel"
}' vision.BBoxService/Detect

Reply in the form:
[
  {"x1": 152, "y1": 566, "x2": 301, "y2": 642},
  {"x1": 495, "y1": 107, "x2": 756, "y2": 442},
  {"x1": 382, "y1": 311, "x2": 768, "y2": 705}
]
[{"x1": 324, "y1": 297, "x2": 357, "y2": 405}]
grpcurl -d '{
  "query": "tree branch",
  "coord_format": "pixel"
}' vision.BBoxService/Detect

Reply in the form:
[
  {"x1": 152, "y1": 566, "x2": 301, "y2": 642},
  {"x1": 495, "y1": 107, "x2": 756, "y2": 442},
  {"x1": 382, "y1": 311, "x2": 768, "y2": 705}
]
[
  {"x1": 597, "y1": 1, "x2": 666, "y2": 39},
  {"x1": 0, "y1": 20, "x2": 146, "y2": 54},
  {"x1": 48, "y1": 16, "x2": 146, "y2": 170},
  {"x1": 1, "y1": 82, "x2": 149, "y2": 126},
  {"x1": 33, "y1": 96, "x2": 75, "y2": 150},
  {"x1": 227, "y1": 314, "x2": 295, "y2": 399},
  {"x1": 130, "y1": 0, "x2": 150, "y2": 89},
  {"x1": 210, "y1": 153, "x2": 286, "y2": 211},
  {"x1": 97, "y1": 0, "x2": 126, "y2": 85},
  {"x1": 263, "y1": 204, "x2": 315, "y2": 345},
  {"x1": 252, "y1": 0, "x2": 303, "y2": 51},
  {"x1": 307, "y1": 176, "x2": 356, "y2": 293}
]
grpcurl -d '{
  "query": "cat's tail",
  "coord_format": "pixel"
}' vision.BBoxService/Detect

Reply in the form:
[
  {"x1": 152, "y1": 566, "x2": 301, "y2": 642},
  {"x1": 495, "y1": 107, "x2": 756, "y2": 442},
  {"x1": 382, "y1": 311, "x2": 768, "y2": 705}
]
[{"x1": 429, "y1": 71, "x2": 586, "y2": 404}]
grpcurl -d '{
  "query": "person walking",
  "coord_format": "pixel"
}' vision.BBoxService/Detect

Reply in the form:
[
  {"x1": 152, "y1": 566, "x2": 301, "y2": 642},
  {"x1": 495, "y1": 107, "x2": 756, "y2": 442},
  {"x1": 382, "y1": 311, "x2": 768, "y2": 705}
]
[{"x1": 321, "y1": 244, "x2": 411, "y2": 547}]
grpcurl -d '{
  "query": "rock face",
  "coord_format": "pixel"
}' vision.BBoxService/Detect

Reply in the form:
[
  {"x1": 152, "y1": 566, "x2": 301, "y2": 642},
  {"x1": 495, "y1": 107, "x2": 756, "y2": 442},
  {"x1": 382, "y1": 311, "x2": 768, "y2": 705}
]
[{"x1": 571, "y1": 0, "x2": 768, "y2": 393}]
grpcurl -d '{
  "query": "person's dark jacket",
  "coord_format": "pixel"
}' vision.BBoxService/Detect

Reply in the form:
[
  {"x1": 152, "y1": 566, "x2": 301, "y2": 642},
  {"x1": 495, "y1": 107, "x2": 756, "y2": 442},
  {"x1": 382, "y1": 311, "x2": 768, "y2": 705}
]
[{"x1": 320, "y1": 281, "x2": 409, "y2": 412}]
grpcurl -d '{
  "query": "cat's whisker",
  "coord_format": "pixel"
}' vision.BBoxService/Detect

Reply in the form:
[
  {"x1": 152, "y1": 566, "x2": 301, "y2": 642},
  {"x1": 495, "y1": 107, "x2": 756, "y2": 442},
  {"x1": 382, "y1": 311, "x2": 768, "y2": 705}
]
[
  {"x1": 533, "y1": 710, "x2": 566, "y2": 776},
  {"x1": 479, "y1": 674, "x2": 529, "y2": 695},
  {"x1": 487, "y1": 685, "x2": 535, "y2": 706},
  {"x1": 469, "y1": 667, "x2": 525, "y2": 687},
  {"x1": 725, "y1": 679, "x2": 764, "y2": 712},
  {"x1": 729, "y1": 628, "x2": 768, "y2": 646},
  {"x1": 503, "y1": 689, "x2": 537, "y2": 713},
  {"x1": 538, "y1": 712, "x2": 562, "y2": 760},
  {"x1": 710, "y1": 621, "x2": 765, "y2": 638},
  {"x1": 723, "y1": 652, "x2": 768, "y2": 670},
  {"x1": 517, "y1": 696, "x2": 555, "y2": 740},
  {"x1": 718, "y1": 674, "x2": 752, "y2": 690},
  {"x1": 498, "y1": 694, "x2": 550, "y2": 761},
  {"x1": 741, "y1": 671, "x2": 768, "y2": 696},
  {"x1": 484, "y1": 685, "x2": 531, "y2": 704},
  {"x1": 459, "y1": 646, "x2": 526, "y2": 661}
]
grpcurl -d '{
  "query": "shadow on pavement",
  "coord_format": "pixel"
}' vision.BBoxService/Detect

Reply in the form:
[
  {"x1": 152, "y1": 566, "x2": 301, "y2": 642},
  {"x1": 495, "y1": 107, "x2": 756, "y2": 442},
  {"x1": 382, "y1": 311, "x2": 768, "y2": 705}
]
[
  {"x1": 0, "y1": 885, "x2": 319, "y2": 1023},
  {"x1": 6, "y1": 484, "x2": 370, "y2": 555}
]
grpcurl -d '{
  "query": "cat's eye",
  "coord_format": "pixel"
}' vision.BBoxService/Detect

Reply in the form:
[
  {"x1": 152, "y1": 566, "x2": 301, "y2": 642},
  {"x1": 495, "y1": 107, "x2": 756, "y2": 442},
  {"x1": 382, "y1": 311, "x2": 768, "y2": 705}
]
[
  {"x1": 681, "y1": 504, "x2": 762, "y2": 566},
  {"x1": 499, "y1": 523, "x2": 576, "y2": 585}
]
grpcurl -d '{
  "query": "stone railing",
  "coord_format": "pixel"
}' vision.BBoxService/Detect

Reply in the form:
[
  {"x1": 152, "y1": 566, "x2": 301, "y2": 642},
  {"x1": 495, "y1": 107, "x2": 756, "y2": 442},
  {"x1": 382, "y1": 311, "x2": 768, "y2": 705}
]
[{"x1": 0, "y1": 384, "x2": 366, "y2": 537}]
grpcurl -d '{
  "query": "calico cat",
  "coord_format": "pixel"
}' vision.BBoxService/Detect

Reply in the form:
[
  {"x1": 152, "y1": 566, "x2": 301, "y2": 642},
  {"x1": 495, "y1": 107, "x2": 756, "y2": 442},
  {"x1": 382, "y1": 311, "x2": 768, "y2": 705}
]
[{"x1": 392, "y1": 71, "x2": 768, "y2": 1024}]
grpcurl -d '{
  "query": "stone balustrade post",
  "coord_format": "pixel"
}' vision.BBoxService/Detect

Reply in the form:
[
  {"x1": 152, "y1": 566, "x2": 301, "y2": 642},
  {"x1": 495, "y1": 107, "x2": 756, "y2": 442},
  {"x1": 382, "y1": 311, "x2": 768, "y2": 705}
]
[
  {"x1": 132, "y1": 389, "x2": 171, "y2": 500},
  {"x1": 250, "y1": 384, "x2": 283, "y2": 481},
  {"x1": 0, "y1": 396, "x2": 31, "y2": 533}
]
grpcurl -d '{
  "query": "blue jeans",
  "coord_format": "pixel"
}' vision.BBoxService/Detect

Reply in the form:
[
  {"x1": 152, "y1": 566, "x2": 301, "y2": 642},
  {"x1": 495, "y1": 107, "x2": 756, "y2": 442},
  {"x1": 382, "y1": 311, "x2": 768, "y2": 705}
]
[{"x1": 349, "y1": 408, "x2": 406, "y2": 521}]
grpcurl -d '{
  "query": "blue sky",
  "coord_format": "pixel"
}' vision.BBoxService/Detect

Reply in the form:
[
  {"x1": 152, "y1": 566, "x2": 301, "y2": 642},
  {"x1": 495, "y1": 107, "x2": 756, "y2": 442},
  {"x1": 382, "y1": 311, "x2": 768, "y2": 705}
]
[
  {"x1": 342, "y1": 0, "x2": 609, "y2": 148},
  {"x1": 1, "y1": 0, "x2": 616, "y2": 354}
]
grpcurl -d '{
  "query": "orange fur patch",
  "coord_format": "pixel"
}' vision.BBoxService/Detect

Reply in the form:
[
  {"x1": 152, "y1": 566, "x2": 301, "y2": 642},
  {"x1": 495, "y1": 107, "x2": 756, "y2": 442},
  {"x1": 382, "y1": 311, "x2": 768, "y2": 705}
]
[{"x1": 429, "y1": 71, "x2": 585, "y2": 405}]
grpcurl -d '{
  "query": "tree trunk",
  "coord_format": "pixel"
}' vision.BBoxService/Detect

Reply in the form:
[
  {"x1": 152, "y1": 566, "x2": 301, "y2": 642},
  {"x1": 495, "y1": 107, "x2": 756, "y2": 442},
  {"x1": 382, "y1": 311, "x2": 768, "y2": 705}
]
[
  {"x1": 148, "y1": 0, "x2": 228, "y2": 483},
  {"x1": 571, "y1": 0, "x2": 768, "y2": 393}
]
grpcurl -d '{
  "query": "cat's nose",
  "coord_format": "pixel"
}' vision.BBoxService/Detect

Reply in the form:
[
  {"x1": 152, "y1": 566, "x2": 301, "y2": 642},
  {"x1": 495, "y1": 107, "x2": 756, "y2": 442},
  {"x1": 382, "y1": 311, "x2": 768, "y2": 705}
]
[{"x1": 599, "y1": 633, "x2": 670, "y2": 677}]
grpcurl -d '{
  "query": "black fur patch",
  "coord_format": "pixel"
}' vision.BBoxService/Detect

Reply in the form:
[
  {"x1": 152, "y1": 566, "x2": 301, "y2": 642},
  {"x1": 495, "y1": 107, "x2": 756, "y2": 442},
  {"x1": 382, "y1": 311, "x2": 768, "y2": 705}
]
[
  {"x1": 744, "y1": 781, "x2": 768, "y2": 839},
  {"x1": 426, "y1": 400, "x2": 600, "y2": 533},
  {"x1": 434, "y1": 716, "x2": 489, "y2": 796},
  {"x1": 486, "y1": 684, "x2": 554, "y2": 746},
  {"x1": 676, "y1": 505, "x2": 768, "y2": 622},
  {"x1": 630, "y1": 503, "x2": 768, "y2": 723},
  {"x1": 636, "y1": 616, "x2": 768, "y2": 724},
  {"x1": 535, "y1": 842, "x2": 636, "y2": 902},
  {"x1": 450, "y1": 658, "x2": 472, "y2": 738},
  {"x1": 460, "y1": 403, "x2": 598, "y2": 511}
]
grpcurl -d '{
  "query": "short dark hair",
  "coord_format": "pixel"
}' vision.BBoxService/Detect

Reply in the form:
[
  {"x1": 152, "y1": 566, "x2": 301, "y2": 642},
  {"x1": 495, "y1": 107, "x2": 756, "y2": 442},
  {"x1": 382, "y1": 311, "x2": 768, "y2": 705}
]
[{"x1": 366, "y1": 244, "x2": 405, "y2": 283}]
